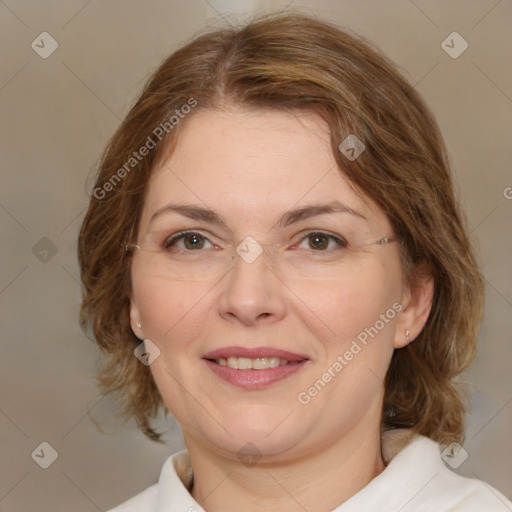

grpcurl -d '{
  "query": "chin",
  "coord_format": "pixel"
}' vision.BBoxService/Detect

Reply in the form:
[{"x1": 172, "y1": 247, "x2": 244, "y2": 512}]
[{"x1": 183, "y1": 408, "x2": 305, "y2": 459}]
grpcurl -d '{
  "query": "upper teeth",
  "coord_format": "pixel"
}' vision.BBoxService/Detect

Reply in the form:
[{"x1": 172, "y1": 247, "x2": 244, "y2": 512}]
[{"x1": 217, "y1": 357, "x2": 290, "y2": 369}]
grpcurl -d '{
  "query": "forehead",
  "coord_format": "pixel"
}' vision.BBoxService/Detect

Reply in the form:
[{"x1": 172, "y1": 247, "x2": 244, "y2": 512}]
[{"x1": 141, "y1": 107, "x2": 387, "y2": 231}]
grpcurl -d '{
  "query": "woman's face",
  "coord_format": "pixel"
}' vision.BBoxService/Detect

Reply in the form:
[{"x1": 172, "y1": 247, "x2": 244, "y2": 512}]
[{"x1": 130, "y1": 107, "x2": 412, "y2": 462}]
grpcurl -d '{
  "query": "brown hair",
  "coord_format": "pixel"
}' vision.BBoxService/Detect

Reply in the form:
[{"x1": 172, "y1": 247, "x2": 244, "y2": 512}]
[{"x1": 78, "y1": 12, "x2": 484, "y2": 444}]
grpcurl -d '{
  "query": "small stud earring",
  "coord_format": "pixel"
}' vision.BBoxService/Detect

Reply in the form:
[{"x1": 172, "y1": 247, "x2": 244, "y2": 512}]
[
  {"x1": 137, "y1": 321, "x2": 142, "y2": 330},
  {"x1": 405, "y1": 329, "x2": 410, "y2": 344}
]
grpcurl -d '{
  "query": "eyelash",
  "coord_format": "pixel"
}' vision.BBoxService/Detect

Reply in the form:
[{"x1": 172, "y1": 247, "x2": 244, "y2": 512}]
[
  {"x1": 294, "y1": 231, "x2": 348, "y2": 251},
  {"x1": 163, "y1": 231, "x2": 348, "y2": 251},
  {"x1": 163, "y1": 231, "x2": 215, "y2": 250}
]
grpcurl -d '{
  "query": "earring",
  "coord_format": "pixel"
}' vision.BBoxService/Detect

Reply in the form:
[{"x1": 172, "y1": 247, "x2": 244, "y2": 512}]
[
  {"x1": 137, "y1": 321, "x2": 142, "y2": 330},
  {"x1": 405, "y1": 329, "x2": 410, "y2": 345}
]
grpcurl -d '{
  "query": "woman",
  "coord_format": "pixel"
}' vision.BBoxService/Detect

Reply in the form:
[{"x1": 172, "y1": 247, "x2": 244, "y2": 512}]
[{"x1": 78, "y1": 12, "x2": 511, "y2": 511}]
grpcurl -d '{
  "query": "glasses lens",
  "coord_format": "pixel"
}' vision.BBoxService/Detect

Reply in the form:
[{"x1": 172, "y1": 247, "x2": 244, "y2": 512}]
[{"x1": 130, "y1": 235, "x2": 393, "y2": 282}]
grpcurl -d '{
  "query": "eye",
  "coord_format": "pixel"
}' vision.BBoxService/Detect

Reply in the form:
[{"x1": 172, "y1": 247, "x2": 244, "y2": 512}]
[
  {"x1": 163, "y1": 231, "x2": 214, "y2": 251},
  {"x1": 296, "y1": 231, "x2": 347, "y2": 251}
]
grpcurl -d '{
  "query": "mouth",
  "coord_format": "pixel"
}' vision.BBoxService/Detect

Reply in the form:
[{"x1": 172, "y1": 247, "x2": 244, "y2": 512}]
[
  {"x1": 202, "y1": 346, "x2": 309, "y2": 389},
  {"x1": 213, "y1": 356, "x2": 300, "y2": 369}
]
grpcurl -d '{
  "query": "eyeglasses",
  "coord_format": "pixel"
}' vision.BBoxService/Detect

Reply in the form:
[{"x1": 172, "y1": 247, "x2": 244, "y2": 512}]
[{"x1": 125, "y1": 231, "x2": 397, "y2": 282}]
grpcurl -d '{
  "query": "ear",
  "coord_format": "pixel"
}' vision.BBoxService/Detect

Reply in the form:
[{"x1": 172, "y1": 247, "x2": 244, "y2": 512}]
[
  {"x1": 394, "y1": 268, "x2": 434, "y2": 349},
  {"x1": 129, "y1": 299, "x2": 143, "y2": 339}
]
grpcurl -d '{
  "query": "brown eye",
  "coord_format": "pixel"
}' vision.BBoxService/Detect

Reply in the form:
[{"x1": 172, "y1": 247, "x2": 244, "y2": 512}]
[
  {"x1": 308, "y1": 232, "x2": 329, "y2": 250},
  {"x1": 183, "y1": 233, "x2": 205, "y2": 250},
  {"x1": 295, "y1": 231, "x2": 347, "y2": 252},
  {"x1": 164, "y1": 232, "x2": 211, "y2": 250}
]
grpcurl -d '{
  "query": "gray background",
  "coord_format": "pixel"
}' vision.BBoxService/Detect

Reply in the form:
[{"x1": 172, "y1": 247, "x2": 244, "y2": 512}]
[{"x1": 1, "y1": 1, "x2": 511, "y2": 510}]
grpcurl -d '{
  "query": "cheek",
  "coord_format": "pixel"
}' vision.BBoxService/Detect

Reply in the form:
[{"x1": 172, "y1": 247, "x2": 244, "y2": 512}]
[
  {"x1": 132, "y1": 273, "x2": 213, "y2": 347},
  {"x1": 290, "y1": 259, "x2": 401, "y2": 349}
]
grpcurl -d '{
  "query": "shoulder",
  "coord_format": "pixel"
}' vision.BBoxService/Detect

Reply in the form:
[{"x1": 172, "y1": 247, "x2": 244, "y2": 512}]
[
  {"x1": 104, "y1": 451, "x2": 193, "y2": 512},
  {"x1": 430, "y1": 456, "x2": 512, "y2": 511},
  {"x1": 340, "y1": 431, "x2": 512, "y2": 511},
  {"x1": 388, "y1": 433, "x2": 512, "y2": 511},
  {"x1": 106, "y1": 483, "x2": 158, "y2": 512}
]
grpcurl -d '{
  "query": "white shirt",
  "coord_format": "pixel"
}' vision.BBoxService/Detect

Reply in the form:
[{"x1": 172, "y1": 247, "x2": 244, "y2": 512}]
[{"x1": 108, "y1": 430, "x2": 512, "y2": 511}]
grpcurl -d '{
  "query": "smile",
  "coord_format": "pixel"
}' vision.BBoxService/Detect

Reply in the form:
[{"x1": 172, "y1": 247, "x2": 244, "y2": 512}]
[
  {"x1": 215, "y1": 357, "x2": 298, "y2": 369},
  {"x1": 203, "y1": 346, "x2": 309, "y2": 389}
]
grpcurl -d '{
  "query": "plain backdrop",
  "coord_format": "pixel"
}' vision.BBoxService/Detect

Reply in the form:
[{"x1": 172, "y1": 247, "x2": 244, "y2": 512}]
[{"x1": 0, "y1": 1, "x2": 511, "y2": 510}]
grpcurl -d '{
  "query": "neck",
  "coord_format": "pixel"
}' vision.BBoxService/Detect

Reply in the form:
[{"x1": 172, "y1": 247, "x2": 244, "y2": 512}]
[{"x1": 185, "y1": 426, "x2": 385, "y2": 512}]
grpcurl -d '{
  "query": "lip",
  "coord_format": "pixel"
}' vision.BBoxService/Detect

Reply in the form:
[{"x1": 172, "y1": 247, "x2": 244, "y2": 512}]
[{"x1": 202, "y1": 346, "x2": 310, "y2": 390}]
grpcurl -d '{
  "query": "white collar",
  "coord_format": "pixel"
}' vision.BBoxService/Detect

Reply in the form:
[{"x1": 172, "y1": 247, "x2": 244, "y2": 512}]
[
  {"x1": 158, "y1": 429, "x2": 419, "y2": 511},
  {"x1": 149, "y1": 429, "x2": 511, "y2": 511}
]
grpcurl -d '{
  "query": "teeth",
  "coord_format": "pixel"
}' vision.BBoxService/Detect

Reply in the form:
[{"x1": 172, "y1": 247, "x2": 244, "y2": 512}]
[
  {"x1": 237, "y1": 357, "x2": 253, "y2": 370},
  {"x1": 253, "y1": 357, "x2": 269, "y2": 369},
  {"x1": 227, "y1": 357, "x2": 239, "y2": 369},
  {"x1": 219, "y1": 356, "x2": 293, "y2": 369}
]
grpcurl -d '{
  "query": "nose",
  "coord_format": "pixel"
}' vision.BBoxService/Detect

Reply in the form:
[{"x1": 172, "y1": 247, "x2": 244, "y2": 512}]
[{"x1": 216, "y1": 242, "x2": 287, "y2": 326}]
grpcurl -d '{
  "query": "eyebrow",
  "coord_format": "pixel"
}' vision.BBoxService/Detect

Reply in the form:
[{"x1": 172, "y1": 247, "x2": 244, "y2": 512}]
[
  {"x1": 149, "y1": 200, "x2": 367, "y2": 230},
  {"x1": 276, "y1": 201, "x2": 367, "y2": 228}
]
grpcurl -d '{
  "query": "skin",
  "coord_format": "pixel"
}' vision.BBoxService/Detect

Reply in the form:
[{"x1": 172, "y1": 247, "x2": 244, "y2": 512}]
[{"x1": 129, "y1": 106, "x2": 434, "y2": 512}]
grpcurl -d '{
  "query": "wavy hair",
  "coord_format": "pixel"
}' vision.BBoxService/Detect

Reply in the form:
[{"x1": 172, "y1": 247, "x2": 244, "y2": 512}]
[{"x1": 78, "y1": 12, "x2": 484, "y2": 443}]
